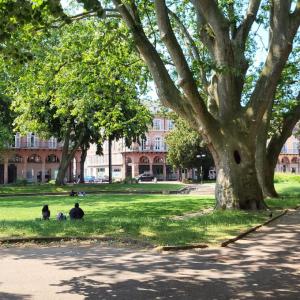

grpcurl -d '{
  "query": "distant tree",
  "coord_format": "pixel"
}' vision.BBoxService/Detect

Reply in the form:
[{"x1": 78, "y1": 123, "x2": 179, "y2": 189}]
[
  {"x1": 7, "y1": 20, "x2": 151, "y2": 185},
  {"x1": 166, "y1": 116, "x2": 213, "y2": 181}
]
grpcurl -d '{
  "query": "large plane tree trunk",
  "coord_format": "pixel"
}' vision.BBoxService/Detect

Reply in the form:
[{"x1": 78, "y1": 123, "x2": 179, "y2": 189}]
[{"x1": 210, "y1": 127, "x2": 265, "y2": 209}]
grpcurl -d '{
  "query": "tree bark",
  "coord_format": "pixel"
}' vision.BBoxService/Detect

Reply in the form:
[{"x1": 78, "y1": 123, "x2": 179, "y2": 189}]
[
  {"x1": 257, "y1": 94, "x2": 300, "y2": 198},
  {"x1": 108, "y1": 137, "x2": 112, "y2": 184},
  {"x1": 55, "y1": 128, "x2": 84, "y2": 186},
  {"x1": 211, "y1": 131, "x2": 265, "y2": 210},
  {"x1": 79, "y1": 146, "x2": 88, "y2": 184},
  {"x1": 55, "y1": 154, "x2": 73, "y2": 186}
]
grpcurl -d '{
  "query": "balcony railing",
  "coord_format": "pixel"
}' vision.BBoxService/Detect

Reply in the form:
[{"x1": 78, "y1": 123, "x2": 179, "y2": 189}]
[
  {"x1": 10, "y1": 141, "x2": 63, "y2": 149},
  {"x1": 126, "y1": 144, "x2": 168, "y2": 152}
]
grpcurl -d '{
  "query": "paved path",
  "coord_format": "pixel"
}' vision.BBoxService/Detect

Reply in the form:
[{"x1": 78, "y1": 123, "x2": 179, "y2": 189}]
[
  {"x1": 188, "y1": 183, "x2": 215, "y2": 195},
  {"x1": 0, "y1": 209, "x2": 299, "y2": 300}
]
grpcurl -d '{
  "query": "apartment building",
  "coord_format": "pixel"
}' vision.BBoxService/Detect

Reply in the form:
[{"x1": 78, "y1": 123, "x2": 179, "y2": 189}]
[
  {"x1": 0, "y1": 133, "x2": 81, "y2": 184},
  {"x1": 276, "y1": 133, "x2": 300, "y2": 173},
  {"x1": 84, "y1": 115, "x2": 179, "y2": 181}
]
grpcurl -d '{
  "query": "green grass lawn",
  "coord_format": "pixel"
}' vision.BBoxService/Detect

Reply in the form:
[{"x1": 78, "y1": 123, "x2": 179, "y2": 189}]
[
  {"x1": 0, "y1": 182, "x2": 184, "y2": 195},
  {"x1": 0, "y1": 193, "x2": 271, "y2": 246},
  {"x1": 0, "y1": 175, "x2": 299, "y2": 246}
]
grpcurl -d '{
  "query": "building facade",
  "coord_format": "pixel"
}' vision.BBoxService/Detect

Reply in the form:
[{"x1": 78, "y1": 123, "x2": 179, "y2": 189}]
[
  {"x1": 276, "y1": 133, "x2": 300, "y2": 173},
  {"x1": 0, "y1": 133, "x2": 81, "y2": 184},
  {"x1": 85, "y1": 115, "x2": 179, "y2": 181}
]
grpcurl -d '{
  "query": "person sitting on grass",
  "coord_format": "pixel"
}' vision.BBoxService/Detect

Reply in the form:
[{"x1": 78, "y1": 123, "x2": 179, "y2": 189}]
[
  {"x1": 69, "y1": 189, "x2": 78, "y2": 197},
  {"x1": 69, "y1": 203, "x2": 84, "y2": 220},
  {"x1": 42, "y1": 204, "x2": 50, "y2": 220}
]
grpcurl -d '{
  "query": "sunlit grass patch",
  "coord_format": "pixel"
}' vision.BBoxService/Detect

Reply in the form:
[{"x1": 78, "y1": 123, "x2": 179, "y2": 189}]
[{"x1": 0, "y1": 183, "x2": 184, "y2": 195}]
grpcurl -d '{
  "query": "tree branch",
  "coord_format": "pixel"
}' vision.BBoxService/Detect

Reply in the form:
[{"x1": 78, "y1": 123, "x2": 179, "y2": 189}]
[
  {"x1": 154, "y1": 0, "x2": 217, "y2": 131},
  {"x1": 167, "y1": 8, "x2": 208, "y2": 91},
  {"x1": 112, "y1": 0, "x2": 195, "y2": 120},
  {"x1": 267, "y1": 92, "x2": 300, "y2": 166},
  {"x1": 234, "y1": 0, "x2": 262, "y2": 44},
  {"x1": 192, "y1": 0, "x2": 229, "y2": 43},
  {"x1": 247, "y1": 0, "x2": 300, "y2": 132}
]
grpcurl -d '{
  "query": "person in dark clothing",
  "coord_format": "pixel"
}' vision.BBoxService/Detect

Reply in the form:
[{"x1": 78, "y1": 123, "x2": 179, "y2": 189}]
[
  {"x1": 42, "y1": 204, "x2": 50, "y2": 220},
  {"x1": 69, "y1": 203, "x2": 84, "y2": 220},
  {"x1": 69, "y1": 189, "x2": 78, "y2": 197}
]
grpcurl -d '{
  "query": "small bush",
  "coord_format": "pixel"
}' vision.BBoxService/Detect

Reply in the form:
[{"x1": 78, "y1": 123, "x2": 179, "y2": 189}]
[
  {"x1": 15, "y1": 179, "x2": 28, "y2": 185},
  {"x1": 182, "y1": 178, "x2": 193, "y2": 184},
  {"x1": 123, "y1": 177, "x2": 138, "y2": 184}
]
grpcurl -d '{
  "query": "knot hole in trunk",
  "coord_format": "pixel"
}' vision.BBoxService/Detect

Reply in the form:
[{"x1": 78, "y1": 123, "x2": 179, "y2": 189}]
[{"x1": 233, "y1": 150, "x2": 241, "y2": 164}]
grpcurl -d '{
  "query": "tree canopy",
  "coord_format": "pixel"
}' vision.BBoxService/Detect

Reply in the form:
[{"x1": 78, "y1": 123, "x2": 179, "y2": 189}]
[{"x1": 4, "y1": 18, "x2": 151, "y2": 184}]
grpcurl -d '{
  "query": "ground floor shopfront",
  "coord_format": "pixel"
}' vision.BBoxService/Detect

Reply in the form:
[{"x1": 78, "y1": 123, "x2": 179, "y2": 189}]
[
  {"x1": 124, "y1": 152, "x2": 178, "y2": 181},
  {"x1": 276, "y1": 154, "x2": 300, "y2": 173},
  {"x1": 0, "y1": 149, "x2": 81, "y2": 184}
]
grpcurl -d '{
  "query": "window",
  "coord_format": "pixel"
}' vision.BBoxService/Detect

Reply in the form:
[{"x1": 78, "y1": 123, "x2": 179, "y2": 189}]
[
  {"x1": 113, "y1": 168, "x2": 121, "y2": 172},
  {"x1": 141, "y1": 138, "x2": 148, "y2": 150},
  {"x1": 27, "y1": 133, "x2": 38, "y2": 148},
  {"x1": 9, "y1": 154, "x2": 23, "y2": 163},
  {"x1": 46, "y1": 154, "x2": 59, "y2": 163},
  {"x1": 14, "y1": 133, "x2": 20, "y2": 148},
  {"x1": 153, "y1": 156, "x2": 164, "y2": 164},
  {"x1": 281, "y1": 145, "x2": 287, "y2": 154},
  {"x1": 48, "y1": 137, "x2": 57, "y2": 149},
  {"x1": 28, "y1": 154, "x2": 42, "y2": 163},
  {"x1": 153, "y1": 119, "x2": 161, "y2": 130},
  {"x1": 155, "y1": 137, "x2": 162, "y2": 150},
  {"x1": 293, "y1": 142, "x2": 299, "y2": 154},
  {"x1": 168, "y1": 120, "x2": 174, "y2": 130},
  {"x1": 139, "y1": 156, "x2": 150, "y2": 164}
]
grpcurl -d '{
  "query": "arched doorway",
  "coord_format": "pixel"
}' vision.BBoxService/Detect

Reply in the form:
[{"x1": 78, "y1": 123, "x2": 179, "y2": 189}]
[
  {"x1": 153, "y1": 156, "x2": 164, "y2": 180},
  {"x1": 139, "y1": 156, "x2": 150, "y2": 174},
  {"x1": 8, "y1": 155, "x2": 23, "y2": 183},
  {"x1": 281, "y1": 156, "x2": 290, "y2": 172},
  {"x1": 27, "y1": 154, "x2": 42, "y2": 182}
]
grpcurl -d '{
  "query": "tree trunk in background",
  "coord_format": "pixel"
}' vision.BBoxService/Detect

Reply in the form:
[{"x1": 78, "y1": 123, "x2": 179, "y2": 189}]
[
  {"x1": 55, "y1": 129, "x2": 84, "y2": 186},
  {"x1": 56, "y1": 154, "x2": 73, "y2": 185},
  {"x1": 108, "y1": 137, "x2": 112, "y2": 184},
  {"x1": 80, "y1": 146, "x2": 87, "y2": 184},
  {"x1": 257, "y1": 100, "x2": 300, "y2": 198}
]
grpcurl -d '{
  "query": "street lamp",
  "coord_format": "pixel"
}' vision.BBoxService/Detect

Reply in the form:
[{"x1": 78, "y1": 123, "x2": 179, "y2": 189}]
[{"x1": 196, "y1": 154, "x2": 206, "y2": 184}]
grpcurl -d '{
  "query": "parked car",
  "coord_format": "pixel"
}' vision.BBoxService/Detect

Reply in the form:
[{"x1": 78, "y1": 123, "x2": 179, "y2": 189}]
[
  {"x1": 84, "y1": 176, "x2": 95, "y2": 183},
  {"x1": 135, "y1": 173, "x2": 155, "y2": 182},
  {"x1": 96, "y1": 175, "x2": 109, "y2": 183}
]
